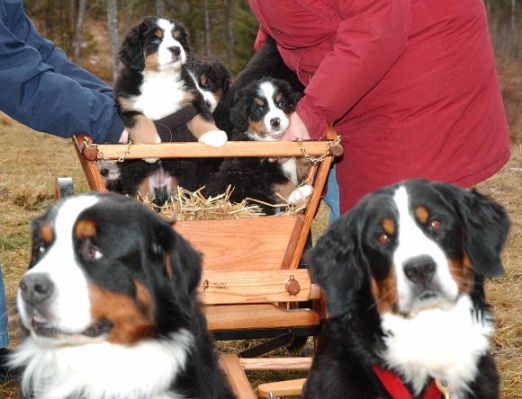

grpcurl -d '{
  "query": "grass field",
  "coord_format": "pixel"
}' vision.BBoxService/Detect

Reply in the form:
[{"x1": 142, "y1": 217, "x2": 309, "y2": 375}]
[{"x1": 0, "y1": 58, "x2": 521, "y2": 398}]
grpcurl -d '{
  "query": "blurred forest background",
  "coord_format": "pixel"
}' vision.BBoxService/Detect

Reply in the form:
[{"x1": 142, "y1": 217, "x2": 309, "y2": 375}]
[{"x1": 22, "y1": 0, "x2": 521, "y2": 82}]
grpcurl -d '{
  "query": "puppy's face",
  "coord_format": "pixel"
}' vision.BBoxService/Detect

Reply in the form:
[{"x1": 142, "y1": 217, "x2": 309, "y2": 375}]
[
  {"x1": 18, "y1": 193, "x2": 201, "y2": 346},
  {"x1": 311, "y1": 179, "x2": 509, "y2": 319},
  {"x1": 120, "y1": 17, "x2": 189, "y2": 72},
  {"x1": 193, "y1": 62, "x2": 230, "y2": 112},
  {"x1": 230, "y1": 78, "x2": 301, "y2": 140}
]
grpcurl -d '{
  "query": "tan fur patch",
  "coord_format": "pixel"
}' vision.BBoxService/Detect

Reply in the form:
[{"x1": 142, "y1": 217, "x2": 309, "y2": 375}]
[
  {"x1": 296, "y1": 158, "x2": 312, "y2": 183},
  {"x1": 75, "y1": 220, "x2": 97, "y2": 240},
  {"x1": 248, "y1": 119, "x2": 266, "y2": 136},
  {"x1": 144, "y1": 52, "x2": 159, "y2": 72},
  {"x1": 186, "y1": 114, "x2": 219, "y2": 139},
  {"x1": 173, "y1": 29, "x2": 181, "y2": 39},
  {"x1": 40, "y1": 223, "x2": 54, "y2": 244},
  {"x1": 273, "y1": 180, "x2": 298, "y2": 202},
  {"x1": 137, "y1": 178, "x2": 152, "y2": 198},
  {"x1": 448, "y1": 254, "x2": 473, "y2": 294},
  {"x1": 163, "y1": 253, "x2": 174, "y2": 279},
  {"x1": 382, "y1": 218, "x2": 396, "y2": 236},
  {"x1": 371, "y1": 270, "x2": 398, "y2": 314},
  {"x1": 128, "y1": 114, "x2": 160, "y2": 144},
  {"x1": 181, "y1": 92, "x2": 196, "y2": 105},
  {"x1": 275, "y1": 93, "x2": 283, "y2": 102},
  {"x1": 415, "y1": 206, "x2": 429, "y2": 224},
  {"x1": 154, "y1": 29, "x2": 163, "y2": 38},
  {"x1": 254, "y1": 97, "x2": 265, "y2": 106},
  {"x1": 89, "y1": 281, "x2": 155, "y2": 344}
]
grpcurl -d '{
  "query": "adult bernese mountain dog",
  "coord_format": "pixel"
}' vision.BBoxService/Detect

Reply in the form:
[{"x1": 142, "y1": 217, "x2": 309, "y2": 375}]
[
  {"x1": 113, "y1": 17, "x2": 228, "y2": 205},
  {"x1": 10, "y1": 193, "x2": 234, "y2": 399},
  {"x1": 304, "y1": 179, "x2": 510, "y2": 399},
  {"x1": 206, "y1": 77, "x2": 312, "y2": 214}
]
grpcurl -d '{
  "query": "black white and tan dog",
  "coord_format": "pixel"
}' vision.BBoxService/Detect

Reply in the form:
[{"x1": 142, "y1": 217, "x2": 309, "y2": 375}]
[
  {"x1": 206, "y1": 77, "x2": 312, "y2": 214},
  {"x1": 113, "y1": 17, "x2": 228, "y2": 205},
  {"x1": 303, "y1": 179, "x2": 509, "y2": 399},
  {"x1": 10, "y1": 193, "x2": 234, "y2": 399},
  {"x1": 189, "y1": 60, "x2": 231, "y2": 114}
]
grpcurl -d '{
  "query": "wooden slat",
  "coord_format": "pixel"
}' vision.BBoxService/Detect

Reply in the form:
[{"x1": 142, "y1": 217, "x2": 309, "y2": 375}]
[
  {"x1": 72, "y1": 135, "x2": 108, "y2": 192},
  {"x1": 92, "y1": 140, "x2": 340, "y2": 160},
  {"x1": 240, "y1": 357, "x2": 312, "y2": 371},
  {"x1": 174, "y1": 216, "x2": 299, "y2": 271},
  {"x1": 200, "y1": 270, "x2": 321, "y2": 305},
  {"x1": 257, "y1": 378, "x2": 306, "y2": 398},
  {"x1": 205, "y1": 304, "x2": 320, "y2": 331},
  {"x1": 220, "y1": 354, "x2": 257, "y2": 399}
]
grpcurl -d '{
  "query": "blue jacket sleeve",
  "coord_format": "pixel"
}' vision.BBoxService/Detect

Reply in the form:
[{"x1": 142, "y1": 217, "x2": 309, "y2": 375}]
[{"x1": 0, "y1": 0, "x2": 123, "y2": 143}]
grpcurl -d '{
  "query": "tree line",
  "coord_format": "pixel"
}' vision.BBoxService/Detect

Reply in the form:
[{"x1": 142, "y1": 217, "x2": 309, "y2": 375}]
[{"x1": 23, "y1": 0, "x2": 521, "y2": 82}]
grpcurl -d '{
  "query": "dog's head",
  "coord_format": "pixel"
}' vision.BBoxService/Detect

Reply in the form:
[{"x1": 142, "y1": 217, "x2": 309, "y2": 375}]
[
  {"x1": 230, "y1": 77, "x2": 301, "y2": 140},
  {"x1": 192, "y1": 61, "x2": 231, "y2": 113},
  {"x1": 311, "y1": 179, "x2": 510, "y2": 319},
  {"x1": 18, "y1": 193, "x2": 201, "y2": 346},
  {"x1": 119, "y1": 17, "x2": 190, "y2": 72}
]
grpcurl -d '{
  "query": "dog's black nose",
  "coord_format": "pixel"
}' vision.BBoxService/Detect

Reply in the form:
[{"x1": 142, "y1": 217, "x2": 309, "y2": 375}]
[
  {"x1": 169, "y1": 46, "x2": 181, "y2": 56},
  {"x1": 20, "y1": 273, "x2": 55, "y2": 305},
  {"x1": 270, "y1": 117, "x2": 281, "y2": 129},
  {"x1": 403, "y1": 255, "x2": 436, "y2": 284}
]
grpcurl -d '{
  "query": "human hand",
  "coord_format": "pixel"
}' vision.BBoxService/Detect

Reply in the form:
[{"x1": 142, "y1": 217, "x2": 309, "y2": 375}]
[
  {"x1": 119, "y1": 129, "x2": 129, "y2": 143},
  {"x1": 281, "y1": 112, "x2": 311, "y2": 141}
]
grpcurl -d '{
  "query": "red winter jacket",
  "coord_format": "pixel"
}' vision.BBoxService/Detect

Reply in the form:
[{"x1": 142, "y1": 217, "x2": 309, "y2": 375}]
[{"x1": 248, "y1": 0, "x2": 510, "y2": 212}]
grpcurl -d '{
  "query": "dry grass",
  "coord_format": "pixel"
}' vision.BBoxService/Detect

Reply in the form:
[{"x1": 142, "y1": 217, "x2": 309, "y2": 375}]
[{"x1": 0, "y1": 59, "x2": 521, "y2": 398}]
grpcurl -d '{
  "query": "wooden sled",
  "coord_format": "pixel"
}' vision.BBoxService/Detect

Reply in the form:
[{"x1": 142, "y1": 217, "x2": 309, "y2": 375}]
[{"x1": 67, "y1": 129, "x2": 343, "y2": 398}]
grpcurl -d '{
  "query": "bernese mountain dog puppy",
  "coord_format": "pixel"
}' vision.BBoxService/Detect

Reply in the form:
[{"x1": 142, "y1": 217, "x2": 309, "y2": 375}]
[
  {"x1": 113, "y1": 17, "x2": 228, "y2": 205},
  {"x1": 206, "y1": 77, "x2": 312, "y2": 214},
  {"x1": 189, "y1": 60, "x2": 231, "y2": 114},
  {"x1": 304, "y1": 179, "x2": 510, "y2": 399},
  {"x1": 10, "y1": 193, "x2": 234, "y2": 399}
]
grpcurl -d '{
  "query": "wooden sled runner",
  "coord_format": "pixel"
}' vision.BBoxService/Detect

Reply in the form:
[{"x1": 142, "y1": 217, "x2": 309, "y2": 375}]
[{"x1": 65, "y1": 129, "x2": 343, "y2": 398}]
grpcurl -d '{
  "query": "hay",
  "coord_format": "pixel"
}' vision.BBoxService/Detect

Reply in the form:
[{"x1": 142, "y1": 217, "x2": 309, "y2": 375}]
[{"x1": 138, "y1": 186, "x2": 308, "y2": 222}]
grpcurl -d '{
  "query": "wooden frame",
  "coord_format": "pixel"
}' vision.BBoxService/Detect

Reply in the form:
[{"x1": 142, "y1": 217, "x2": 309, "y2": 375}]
[{"x1": 70, "y1": 130, "x2": 343, "y2": 398}]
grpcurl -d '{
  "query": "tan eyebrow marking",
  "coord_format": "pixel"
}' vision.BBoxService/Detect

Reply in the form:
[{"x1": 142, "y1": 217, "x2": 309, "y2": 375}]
[
  {"x1": 154, "y1": 29, "x2": 163, "y2": 38},
  {"x1": 382, "y1": 218, "x2": 396, "y2": 235},
  {"x1": 415, "y1": 206, "x2": 429, "y2": 224},
  {"x1": 40, "y1": 223, "x2": 54, "y2": 243},
  {"x1": 75, "y1": 219, "x2": 97, "y2": 240},
  {"x1": 254, "y1": 97, "x2": 265, "y2": 106}
]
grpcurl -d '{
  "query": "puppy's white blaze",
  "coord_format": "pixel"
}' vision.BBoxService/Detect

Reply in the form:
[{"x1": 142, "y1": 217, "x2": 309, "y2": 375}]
[
  {"x1": 10, "y1": 329, "x2": 194, "y2": 399},
  {"x1": 381, "y1": 295, "x2": 493, "y2": 397},
  {"x1": 20, "y1": 196, "x2": 99, "y2": 335},
  {"x1": 258, "y1": 81, "x2": 289, "y2": 137},
  {"x1": 133, "y1": 71, "x2": 187, "y2": 120},
  {"x1": 189, "y1": 70, "x2": 218, "y2": 112},
  {"x1": 392, "y1": 186, "x2": 458, "y2": 312},
  {"x1": 157, "y1": 19, "x2": 186, "y2": 67},
  {"x1": 199, "y1": 130, "x2": 228, "y2": 147}
]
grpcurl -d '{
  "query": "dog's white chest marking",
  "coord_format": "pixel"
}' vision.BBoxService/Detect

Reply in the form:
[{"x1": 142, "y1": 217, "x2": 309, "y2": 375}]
[
  {"x1": 281, "y1": 158, "x2": 298, "y2": 185},
  {"x1": 381, "y1": 295, "x2": 493, "y2": 397},
  {"x1": 133, "y1": 71, "x2": 187, "y2": 120},
  {"x1": 10, "y1": 330, "x2": 194, "y2": 399}
]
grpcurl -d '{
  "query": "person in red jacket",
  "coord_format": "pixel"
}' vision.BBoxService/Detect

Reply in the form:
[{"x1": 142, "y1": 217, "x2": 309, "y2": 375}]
[{"x1": 248, "y1": 0, "x2": 510, "y2": 213}]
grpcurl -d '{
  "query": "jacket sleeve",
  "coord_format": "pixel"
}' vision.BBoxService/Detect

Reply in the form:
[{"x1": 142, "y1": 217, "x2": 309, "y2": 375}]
[
  {"x1": 297, "y1": 0, "x2": 410, "y2": 139},
  {"x1": 0, "y1": 1, "x2": 123, "y2": 143}
]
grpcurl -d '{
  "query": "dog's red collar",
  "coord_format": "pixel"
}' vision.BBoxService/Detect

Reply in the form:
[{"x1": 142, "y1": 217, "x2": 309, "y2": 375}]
[{"x1": 372, "y1": 364, "x2": 445, "y2": 399}]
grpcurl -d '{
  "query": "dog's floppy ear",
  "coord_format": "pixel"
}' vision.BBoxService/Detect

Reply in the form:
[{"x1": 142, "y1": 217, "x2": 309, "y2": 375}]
[
  {"x1": 276, "y1": 78, "x2": 302, "y2": 110},
  {"x1": 213, "y1": 62, "x2": 231, "y2": 94},
  {"x1": 434, "y1": 182, "x2": 510, "y2": 277},
  {"x1": 119, "y1": 21, "x2": 147, "y2": 70},
  {"x1": 310, "y1": 202, "x2": 368, "y2": 317},
  {"x1": 152, "y1": 220, "x2": 202, "y2": 297},
  {"x1": 229, "y1": 90, "x2": 251, "y2": 133}
]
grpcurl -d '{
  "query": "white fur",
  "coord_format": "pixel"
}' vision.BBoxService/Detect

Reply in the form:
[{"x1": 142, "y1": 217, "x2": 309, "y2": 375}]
[
  {"x1": 199, "y1": 130, "x2": 228, "y2": 147},
  {"x1": 281, "y1": 158, "x2": 298, "y2": 185},
  {"x1": 18, "y1": 196, "x2": 99, "y2": 336},
  {"x1": 288, "y1": 184, "x2": 313, "y2": 205},
  {"x1": 10, "y1": 329, "x2": 194, "y2": 399},
  {"x1": 381, "y1": 295, "x2": 493, "y2": 398},
  {"x1": 132, "y1": 70, "x2": 187, "y2": 121},
  {"x1": 393, "y1": 186, "x2": 459, "y2": 314},
  {"x1": 156, "y1": 19, "x2": 187, "y2": 69}
]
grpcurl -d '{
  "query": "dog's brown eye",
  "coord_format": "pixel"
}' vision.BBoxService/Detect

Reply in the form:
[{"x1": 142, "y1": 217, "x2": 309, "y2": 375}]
[
  {"x1": 429, "y1": 217, "x2": 442, "y2": 232},
  {"x1": 377, "y1": 233, "x2": 391, "y2": 245},
  {"x1": 82, "y1": 242, "x2": 103, "y2": 261}
]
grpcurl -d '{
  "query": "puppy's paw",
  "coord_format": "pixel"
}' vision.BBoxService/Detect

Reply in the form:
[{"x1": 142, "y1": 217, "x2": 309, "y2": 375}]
[
  {"x1": 199, "y1": 130, "x2": 228, "y2": 147},
  {"x1": 143, "y1": 158, "x2": 159, "y2": 164},
  {"x1": 288, "y1": 184, "x2": 313, "y2": 205}
]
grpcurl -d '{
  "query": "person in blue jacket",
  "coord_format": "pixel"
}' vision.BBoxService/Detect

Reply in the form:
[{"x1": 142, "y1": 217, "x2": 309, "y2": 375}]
[
  {"x1": 0, "y1": 0, "x2": 125, "y2": 143},
  {"x1": 0, "y1": 0, "x2": 130, "y2": 381}
]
